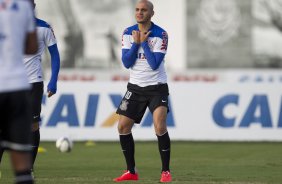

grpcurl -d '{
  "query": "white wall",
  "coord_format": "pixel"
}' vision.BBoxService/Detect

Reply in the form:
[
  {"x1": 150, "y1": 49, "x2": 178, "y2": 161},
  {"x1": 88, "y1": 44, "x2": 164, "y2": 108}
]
[{"x1": 150, "y1": 0, "x2": 187, "y2": 71}]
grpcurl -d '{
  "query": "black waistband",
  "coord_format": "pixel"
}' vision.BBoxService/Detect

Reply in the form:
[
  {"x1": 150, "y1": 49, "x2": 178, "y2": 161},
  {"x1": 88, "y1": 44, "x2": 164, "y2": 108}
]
[{"x1": 127, "y1": 83, "x2": 169, "y2": 96}]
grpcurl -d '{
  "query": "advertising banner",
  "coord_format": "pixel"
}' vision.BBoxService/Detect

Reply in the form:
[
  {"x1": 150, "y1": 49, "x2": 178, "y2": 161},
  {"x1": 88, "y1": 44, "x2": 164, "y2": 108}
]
[{"x1": 40, "y1": 81, "x2": 282, "y2": 141}]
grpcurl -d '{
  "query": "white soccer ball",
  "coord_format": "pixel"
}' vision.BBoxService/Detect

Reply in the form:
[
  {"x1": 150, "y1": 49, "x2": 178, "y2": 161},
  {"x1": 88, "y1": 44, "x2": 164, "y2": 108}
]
[{"x1": 56, "y1": 136, "x2": 73, "y2": 153}]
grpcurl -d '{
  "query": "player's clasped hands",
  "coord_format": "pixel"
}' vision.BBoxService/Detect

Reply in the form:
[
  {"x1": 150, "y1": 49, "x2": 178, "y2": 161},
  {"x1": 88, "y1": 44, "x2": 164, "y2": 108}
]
[{"x1": 132, "y1": 30, "x2": 151, "y2": 44}]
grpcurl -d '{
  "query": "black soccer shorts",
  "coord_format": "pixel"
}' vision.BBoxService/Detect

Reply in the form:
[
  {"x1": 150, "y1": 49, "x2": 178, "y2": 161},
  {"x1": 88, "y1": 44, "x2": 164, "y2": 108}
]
[
  {"x1": 30, "y1": 82, "x2": 44, "y2": 122},
  {"x1": 116, "y1": 83, "x2": 170, "y2": 124},
  {"x1": 0, "y1": 90, "x2": 32, "y2": 151}
]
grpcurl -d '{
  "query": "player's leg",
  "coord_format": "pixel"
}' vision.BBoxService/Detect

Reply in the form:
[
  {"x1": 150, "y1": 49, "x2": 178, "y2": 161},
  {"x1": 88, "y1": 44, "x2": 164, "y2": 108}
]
[
  {"x1": 153, "y1": 106, "x2": 171, "y2": 172},
  {"x1": 0, "y1": 135, "x2": 3, "y2": 178},
  {"x1": 0, "y1": 106, "x2": 4, "y2": 166},
  {"x1": 0, "y1": 147, "x2": 4, "y2": 164},
  {"x1": 1, "y1": 91, "x2": 34, "y2": 184},
  {"x1": 113, "y1": 115, "x2": 139, "y2": 182},
  {"x1": 153, "y1": 106, "x2": 172, "y2": 182},
  {"x1": 0, "y1": 147, "x2": 4, "y2": 179},
  {"x1": 30, "y1": 82, "x2": 43, "y2": 169},
  {"x1": 0, "y1": 109, "x2": 3, "y2": 176},
  {"x1": 114, "y1": 86, "x2": 147, "y2": 181},
  {"x1": 31, "y1": 123, "x2": 40, "y2": 166},
  {"x1": 10, "y1": 151, "x2": 33, "y2": 183},
  {"x1": 149, "y1": 93, "x2": 172, "y2": 182},
  {"x1": 118, "y1": 115, "x2": 135, "y2": 173}
]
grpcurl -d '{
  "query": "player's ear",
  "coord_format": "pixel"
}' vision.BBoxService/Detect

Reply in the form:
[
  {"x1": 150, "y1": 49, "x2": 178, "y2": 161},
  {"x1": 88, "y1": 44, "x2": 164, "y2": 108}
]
[{"x1": 151, "y1": 10, "x2": 154, "y2": 17}]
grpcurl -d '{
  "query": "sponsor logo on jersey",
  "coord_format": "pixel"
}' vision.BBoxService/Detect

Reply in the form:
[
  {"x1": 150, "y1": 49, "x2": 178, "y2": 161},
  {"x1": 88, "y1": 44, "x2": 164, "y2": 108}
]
[
  {"x1": 161, "y1": 32, "x2": 168, "y2": 50},
  {"x1": 138, "y1": 53, "x2": 147, "y2": 60}
]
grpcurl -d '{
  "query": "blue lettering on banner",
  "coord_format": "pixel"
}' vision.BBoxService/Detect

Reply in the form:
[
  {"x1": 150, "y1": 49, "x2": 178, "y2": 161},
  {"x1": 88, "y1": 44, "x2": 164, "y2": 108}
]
[
  {"x1": 212, "y1": 94, "x2": 238, "y2": 127},
  {"x1": 47, "y1": 95, "x2": 79, "y2": 127},
  {"x1": 84, "y1": 95, "x2": 99, "y2": 127},
  {"x1": 240, "y1": 95, "x2": 272, "y2": 127},
  {"x1": 213, "y1": 94, "x2": 280, "y2": 128}
]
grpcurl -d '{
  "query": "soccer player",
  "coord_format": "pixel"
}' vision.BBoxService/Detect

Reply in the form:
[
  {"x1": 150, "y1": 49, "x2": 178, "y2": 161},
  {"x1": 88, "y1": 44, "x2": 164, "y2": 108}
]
[
  {"x1": 0, "y1": 0, "x2": 61, "y2": 174},
  {"x1": 114, "y1": 0, "x2": 172, "y2": 182},
  {"x1": 0, "y1": 0, "x2": 38, "y2": 183},
  {"x1": 24, "y1": 0, "x2": 60, "y2": 172}
]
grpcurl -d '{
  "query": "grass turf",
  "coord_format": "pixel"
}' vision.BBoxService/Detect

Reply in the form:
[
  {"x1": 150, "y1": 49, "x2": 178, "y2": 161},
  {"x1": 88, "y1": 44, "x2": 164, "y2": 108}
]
[{"x1": 0, "y1": 141, "x2": 282, "y2": 184}]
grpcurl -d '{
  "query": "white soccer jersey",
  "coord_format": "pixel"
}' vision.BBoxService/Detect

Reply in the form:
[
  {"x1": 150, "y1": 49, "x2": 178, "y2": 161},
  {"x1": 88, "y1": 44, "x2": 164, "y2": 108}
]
[
  {"x1": 0, "y1": 0, "x2": 35, "y2": 93},
  {"x1": 24, "y1": 18, "x2": 57, "y2": 83},
  {"x1": 122, "y1": 23, "x2": 168, "y2": 87}
]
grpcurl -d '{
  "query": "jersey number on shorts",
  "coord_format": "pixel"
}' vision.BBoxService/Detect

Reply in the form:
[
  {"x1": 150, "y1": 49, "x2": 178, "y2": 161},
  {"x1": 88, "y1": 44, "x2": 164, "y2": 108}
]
[{"x1": 125, "y1": 91, "x2": 132, "y2": 100}]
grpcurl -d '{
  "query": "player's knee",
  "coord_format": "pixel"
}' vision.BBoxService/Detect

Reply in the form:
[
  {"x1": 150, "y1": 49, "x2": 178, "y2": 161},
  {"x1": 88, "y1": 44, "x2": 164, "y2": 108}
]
[
  {"x1": 154, "y1": 122, "x2": 167, "y2": 136},
  {"x1": 118, "y1": 122, "x2": 132, "y2": 134},
  {"x1": 117, "y1": 115, "x2": 134, "y2": 134}
]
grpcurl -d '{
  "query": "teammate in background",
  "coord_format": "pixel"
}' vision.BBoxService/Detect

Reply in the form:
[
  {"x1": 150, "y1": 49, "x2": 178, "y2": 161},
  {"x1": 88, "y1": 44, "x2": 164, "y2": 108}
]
[
  {"x1": 0, "y1": 0, "x2": 37, "y2": 183},
  {"x1": 24, "y1": 0, "x2": 60, "y2": 173},
  {"x1": 114, "y1": 0, "x2": 171, "y2": 182},
  {"x1": 0, "y1": 0, "x2": 60, "y2": 175}
]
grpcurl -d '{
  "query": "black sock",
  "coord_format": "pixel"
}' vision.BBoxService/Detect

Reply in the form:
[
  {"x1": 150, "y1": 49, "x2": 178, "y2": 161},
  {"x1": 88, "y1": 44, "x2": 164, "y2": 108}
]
[
  {"x1": 31, "y1": 129, "x2": 40, "y2": 168},
  {"x1": 157, "y1": 132, "x2": 171, "y2": 172},
  {"x1": 119, "y1": 133, "x2": 135, "y2": 174},
  {"x1": 15, "y1": 170, "x2": 34, "y2": 184}
]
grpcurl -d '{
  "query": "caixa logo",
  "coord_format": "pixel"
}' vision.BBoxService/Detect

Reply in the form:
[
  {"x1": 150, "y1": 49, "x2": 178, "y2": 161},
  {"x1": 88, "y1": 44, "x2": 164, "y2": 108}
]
[
  {"x1": 41, "y1": 94, "x2": 175, "y2": 127},
  {"x1": 212, "y1": 94, "x2": 282, "y2": 128}
]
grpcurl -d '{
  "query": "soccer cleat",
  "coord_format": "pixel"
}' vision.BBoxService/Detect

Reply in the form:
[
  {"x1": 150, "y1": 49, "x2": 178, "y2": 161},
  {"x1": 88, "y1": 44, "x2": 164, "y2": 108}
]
[
  {"x1": 113, "y1": 170, "x2": 138, "y2": 182},
  {"x1": 160, "y1": 171, "x2": 172, "y2": 182}
]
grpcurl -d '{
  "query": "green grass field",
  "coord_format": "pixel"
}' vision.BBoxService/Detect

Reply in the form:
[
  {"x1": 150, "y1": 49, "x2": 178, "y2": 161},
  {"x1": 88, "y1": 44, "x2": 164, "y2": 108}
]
[{"x1": 1, "y1": 141, "x2": 282, "y2": 184}]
